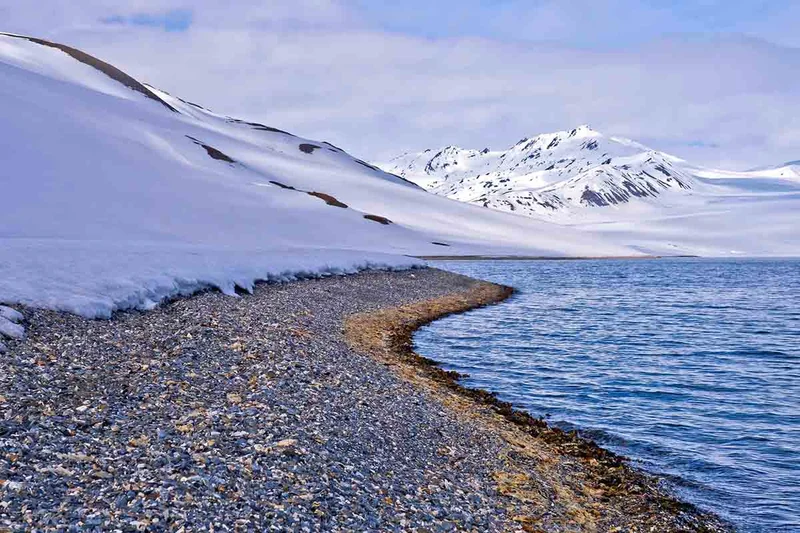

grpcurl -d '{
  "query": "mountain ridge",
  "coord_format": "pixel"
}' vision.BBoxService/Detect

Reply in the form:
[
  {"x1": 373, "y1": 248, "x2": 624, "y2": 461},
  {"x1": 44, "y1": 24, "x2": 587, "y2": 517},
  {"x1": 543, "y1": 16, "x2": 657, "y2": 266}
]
[
  {"x1": 379, "y1": 125, "x2": 707, "y2": 219},
  {"x1": 378, "y1": 126, "x2": 800, "y2": 257}
]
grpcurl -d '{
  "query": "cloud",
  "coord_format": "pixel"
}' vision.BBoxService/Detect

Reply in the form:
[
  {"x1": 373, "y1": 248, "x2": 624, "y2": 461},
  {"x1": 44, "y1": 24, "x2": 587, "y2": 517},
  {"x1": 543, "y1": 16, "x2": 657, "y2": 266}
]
[
  {"x1": 1, "y1": 1, "x2": 799, "y2": 169},
  {"x1": 353, "y1": 1, "x2": 800, "y2": 49}
]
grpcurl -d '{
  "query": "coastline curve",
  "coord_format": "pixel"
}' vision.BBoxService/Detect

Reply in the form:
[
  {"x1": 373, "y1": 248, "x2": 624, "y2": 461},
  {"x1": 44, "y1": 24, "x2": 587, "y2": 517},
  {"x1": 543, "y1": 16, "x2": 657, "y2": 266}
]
[{"x1": 344, "y1": 270, "x2": 729, "y2": 532}]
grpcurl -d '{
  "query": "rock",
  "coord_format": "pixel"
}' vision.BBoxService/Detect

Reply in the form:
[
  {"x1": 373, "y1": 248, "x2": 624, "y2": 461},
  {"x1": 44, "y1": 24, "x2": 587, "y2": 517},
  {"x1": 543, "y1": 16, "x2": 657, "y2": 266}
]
[
  {"x1": 0, "y1": 316, "x2": 24, "y2": 340},
  {"x1": 129, "y1": 434, "x2": 151, "y2": 447},
  {"x1": 226, "y1": 393, "x2": 242, "y2": 404},
  {"x1": 47, "y1": 466, "x2": 74, "y2": 477},
  {"x1": 1, "y1": 480, "x2": 25, "y2": 492},
  {"x1": 0, "y1": 305, "x2": 24, "y2": 323}
]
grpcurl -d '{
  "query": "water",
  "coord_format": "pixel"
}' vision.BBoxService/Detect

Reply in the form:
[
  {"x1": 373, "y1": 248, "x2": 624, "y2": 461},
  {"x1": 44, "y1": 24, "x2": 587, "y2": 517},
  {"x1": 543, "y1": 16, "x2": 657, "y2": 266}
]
[{"x1": 416, "y1": 259, "x2": 800, "y2": 532}]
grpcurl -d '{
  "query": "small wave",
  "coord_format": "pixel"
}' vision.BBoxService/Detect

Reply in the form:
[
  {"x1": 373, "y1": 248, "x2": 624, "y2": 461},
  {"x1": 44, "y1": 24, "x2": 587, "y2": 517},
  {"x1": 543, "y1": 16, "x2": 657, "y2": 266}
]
[{"x1": 421, "y1": 257, "x2": 800, "y2": 532}]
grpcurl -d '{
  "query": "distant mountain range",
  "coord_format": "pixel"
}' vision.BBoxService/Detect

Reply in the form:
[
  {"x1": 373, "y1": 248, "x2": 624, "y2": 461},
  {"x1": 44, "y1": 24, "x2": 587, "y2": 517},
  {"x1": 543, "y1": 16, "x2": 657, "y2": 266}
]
[{"x1": 379, "y1": 126, "x2": 800, "y2": 223}]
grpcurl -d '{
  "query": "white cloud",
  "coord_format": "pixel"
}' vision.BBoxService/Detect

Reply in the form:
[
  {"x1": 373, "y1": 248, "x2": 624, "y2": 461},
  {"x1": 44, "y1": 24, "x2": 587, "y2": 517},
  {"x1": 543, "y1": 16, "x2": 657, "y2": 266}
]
[{"x1": 2, "y1": 0, "x2": 799, "y2": 169}]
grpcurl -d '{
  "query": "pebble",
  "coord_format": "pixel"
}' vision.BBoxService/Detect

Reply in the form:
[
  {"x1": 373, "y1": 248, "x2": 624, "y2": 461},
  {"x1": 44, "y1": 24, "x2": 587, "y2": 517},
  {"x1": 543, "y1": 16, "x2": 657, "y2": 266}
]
[
  {"x1": 0, "y1": 268, "x2": 726, "y2": 532},
  {"x1": 0, "y1": 269, "x2": 519, "y2": 531}
]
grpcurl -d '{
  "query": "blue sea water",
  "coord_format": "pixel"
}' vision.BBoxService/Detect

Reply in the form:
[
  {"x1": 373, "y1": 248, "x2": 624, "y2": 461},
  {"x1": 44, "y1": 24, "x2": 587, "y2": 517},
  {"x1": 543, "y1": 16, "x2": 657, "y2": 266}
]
[{"x1": 416, "y1": 259, "x2": 800, "y2": 532}]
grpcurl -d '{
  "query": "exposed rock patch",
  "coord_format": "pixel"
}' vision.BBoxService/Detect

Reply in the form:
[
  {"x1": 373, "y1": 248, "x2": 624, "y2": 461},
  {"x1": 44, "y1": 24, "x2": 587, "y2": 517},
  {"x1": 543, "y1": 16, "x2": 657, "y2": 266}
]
[
  {"x1": 269, "y1": 180, "x2": 297, "y2": 190},
  {"x1": 307, "y1": 191, "x2": 348, "y2": 208},
  {"x1": 363, "y1": 214, "x2": 392, "y2": 225},
  {"x1": 298, "y1": 143, "x2": 321, "y2": 154},
  {"x1": 186, "y1": 136, "x2": 236, "y2": 164},
  {"x1": 1, "y1": 33, "x2": 177, "y2": 112}
]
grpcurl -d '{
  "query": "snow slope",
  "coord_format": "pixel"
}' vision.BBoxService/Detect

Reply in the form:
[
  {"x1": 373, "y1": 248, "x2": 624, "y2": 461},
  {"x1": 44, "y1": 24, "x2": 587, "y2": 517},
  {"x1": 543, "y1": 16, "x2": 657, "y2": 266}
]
[
  {"x1": 380, "y1": 126, "x2": 800, "y2": 257},
  {"x1": 0, "y1": 33, "x2": 636, "y2": 328}
]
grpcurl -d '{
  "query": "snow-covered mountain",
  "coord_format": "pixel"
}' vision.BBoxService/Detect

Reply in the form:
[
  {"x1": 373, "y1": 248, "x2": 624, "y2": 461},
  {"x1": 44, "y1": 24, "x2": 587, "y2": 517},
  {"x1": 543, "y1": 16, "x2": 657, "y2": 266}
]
[
  {"x1": 380, "y1": 126, "x2": 800, "y2": 255},
  {"x1": 0, "y1": 33, "x2": 640, "y2": 321},
  {"x1": 744, "y1": 161, "x2": 800, "y2": 180},
  {"x1": 381, "y1": 125, "x2": 699, "y2": 218}
]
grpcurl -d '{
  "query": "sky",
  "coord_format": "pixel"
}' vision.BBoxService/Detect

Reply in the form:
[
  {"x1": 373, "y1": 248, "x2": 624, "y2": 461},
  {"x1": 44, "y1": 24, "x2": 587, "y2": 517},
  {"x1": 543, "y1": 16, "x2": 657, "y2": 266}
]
[{"x1": 1, "y1": 1, "x2": 799, "y2": 169}]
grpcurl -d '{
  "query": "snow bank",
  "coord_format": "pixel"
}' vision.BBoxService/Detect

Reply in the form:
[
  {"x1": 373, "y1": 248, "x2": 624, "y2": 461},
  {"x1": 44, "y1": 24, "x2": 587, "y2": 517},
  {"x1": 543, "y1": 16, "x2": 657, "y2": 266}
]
[
  {"x1": 0, "y1": 305, "x2": 24, "y2": 324},
  {"x1": 0, "y1": 240, "x2": 421, "y2": 319},
  {"x1": 0, "y1": 304, "x2": 25, "y2": 345},
  {"x1": 0, "y1": 318, "x2": 24, "y2": 340}
]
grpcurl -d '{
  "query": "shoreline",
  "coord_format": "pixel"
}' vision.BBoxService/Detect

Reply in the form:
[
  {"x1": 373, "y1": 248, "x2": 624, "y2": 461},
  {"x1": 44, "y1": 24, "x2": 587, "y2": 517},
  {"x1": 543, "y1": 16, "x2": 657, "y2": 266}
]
[
  {"x1": 0, "y1": 268, "x2": 728, "y2": 531},
  {"x1": 345, "y1": 270, "x2": 729, "y2": 531},
  {"x1": 413, "y1": 254, "x2": 698, "y2": 261}
]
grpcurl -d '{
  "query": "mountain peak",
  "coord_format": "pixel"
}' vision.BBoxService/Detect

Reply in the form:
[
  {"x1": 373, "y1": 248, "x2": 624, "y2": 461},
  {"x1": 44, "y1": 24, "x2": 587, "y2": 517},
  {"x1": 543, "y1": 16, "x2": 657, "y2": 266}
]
[{"x1": 568, "y1": 124, "x2": 598, "y2": 138}]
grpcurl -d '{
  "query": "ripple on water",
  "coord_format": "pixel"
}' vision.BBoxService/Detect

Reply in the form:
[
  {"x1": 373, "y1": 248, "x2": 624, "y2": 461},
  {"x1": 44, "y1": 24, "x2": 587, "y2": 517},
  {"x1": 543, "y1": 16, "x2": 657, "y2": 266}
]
[{"x1": 417, "y1": 258, "x2": 800, "y2": 533}]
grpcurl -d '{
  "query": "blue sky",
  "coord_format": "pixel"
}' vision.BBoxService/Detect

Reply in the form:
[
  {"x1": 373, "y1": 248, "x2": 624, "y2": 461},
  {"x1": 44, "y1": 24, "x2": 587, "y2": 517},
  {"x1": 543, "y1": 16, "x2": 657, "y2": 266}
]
[
  {"x1": 102, "y1": 9, "x2": 193, "y2": 33},
  {"x1": 1, "y1": 0, "x2": 798, "y2": 168}
]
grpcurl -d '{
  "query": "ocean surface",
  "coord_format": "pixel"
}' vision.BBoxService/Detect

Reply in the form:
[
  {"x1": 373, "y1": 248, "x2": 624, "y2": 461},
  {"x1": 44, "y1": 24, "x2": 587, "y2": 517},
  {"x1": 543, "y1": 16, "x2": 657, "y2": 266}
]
[{"x1": 416, "y1": 259, "x2": 799, "y2": 532}]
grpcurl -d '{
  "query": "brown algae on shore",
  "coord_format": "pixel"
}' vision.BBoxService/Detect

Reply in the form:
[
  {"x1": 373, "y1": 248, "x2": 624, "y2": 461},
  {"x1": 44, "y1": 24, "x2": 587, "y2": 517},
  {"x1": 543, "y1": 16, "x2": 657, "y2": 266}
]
[{"x1": 344, "y1": 275, "x2": 729, "y2": 532}]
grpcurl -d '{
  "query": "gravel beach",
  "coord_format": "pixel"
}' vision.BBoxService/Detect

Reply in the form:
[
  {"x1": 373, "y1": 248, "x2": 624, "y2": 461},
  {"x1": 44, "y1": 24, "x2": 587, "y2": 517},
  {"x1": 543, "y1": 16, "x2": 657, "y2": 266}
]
[{"x1": 1, "y1": 268, "x2": 726, "y2": 532}]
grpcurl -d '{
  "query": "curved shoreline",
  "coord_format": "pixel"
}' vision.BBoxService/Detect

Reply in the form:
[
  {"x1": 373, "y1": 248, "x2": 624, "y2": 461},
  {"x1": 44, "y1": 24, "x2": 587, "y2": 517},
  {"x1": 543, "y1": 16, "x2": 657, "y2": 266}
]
[
  {"x1": 1, "y1": 267, "x2": 730, "y2": 531},
  {"x1": 344, "y1": 272, "x2": 730, "y2": 532}
]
